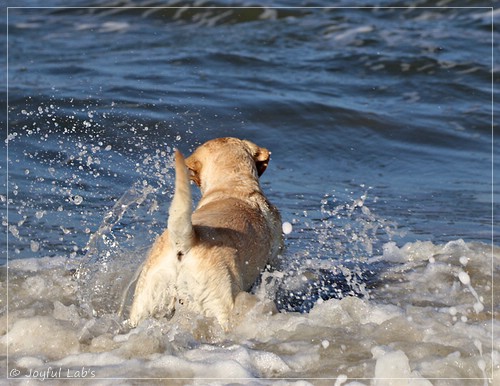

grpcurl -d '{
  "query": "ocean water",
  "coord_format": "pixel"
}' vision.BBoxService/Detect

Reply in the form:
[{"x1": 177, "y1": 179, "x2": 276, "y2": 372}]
[{"x1": 2, "y1": 1, "x2": 499, "y2": 384}]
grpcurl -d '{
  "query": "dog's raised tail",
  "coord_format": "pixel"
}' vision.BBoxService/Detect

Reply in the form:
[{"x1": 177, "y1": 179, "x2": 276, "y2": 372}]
[{"x1": 168, "y1": 150, "x2": 194, "y2": 257}]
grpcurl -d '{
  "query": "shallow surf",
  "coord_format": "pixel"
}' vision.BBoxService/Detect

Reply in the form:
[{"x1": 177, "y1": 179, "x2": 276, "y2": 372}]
[{"x1": 3, "y1": 205, "x2": 499, "y2": 383}]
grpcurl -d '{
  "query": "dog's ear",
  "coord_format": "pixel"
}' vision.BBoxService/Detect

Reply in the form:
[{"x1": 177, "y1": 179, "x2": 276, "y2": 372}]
[
  {"x1": 254, "y1": 147, "x2": 270, "y2": 176},
  {"x1": 244, "y1": 140, "x2": 270, "y2": 177},
  {"x1": 185, "y1": 157, "x2": 202, "y2": 186}
]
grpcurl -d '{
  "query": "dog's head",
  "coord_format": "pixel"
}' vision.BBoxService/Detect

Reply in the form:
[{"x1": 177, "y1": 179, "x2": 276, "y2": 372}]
[{"x1": 185, "y1": 137, "x2": 271, "y2": 191}]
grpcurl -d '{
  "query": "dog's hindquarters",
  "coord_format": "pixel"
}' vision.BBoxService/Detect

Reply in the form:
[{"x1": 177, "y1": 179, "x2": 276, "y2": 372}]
[{"x1": 128, "y1": 234, "x2": 178, "y2": 326}]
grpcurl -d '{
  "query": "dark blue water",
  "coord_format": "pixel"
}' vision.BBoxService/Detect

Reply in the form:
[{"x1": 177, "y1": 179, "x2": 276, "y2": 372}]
[{"x1": 3, "y1": 2, "x2": 498, "y2": 266}]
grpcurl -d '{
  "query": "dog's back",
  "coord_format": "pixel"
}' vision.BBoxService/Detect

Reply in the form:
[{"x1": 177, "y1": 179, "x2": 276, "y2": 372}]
[{"x1": 191, "y1": 196, "x2": 279, "y2": 290}]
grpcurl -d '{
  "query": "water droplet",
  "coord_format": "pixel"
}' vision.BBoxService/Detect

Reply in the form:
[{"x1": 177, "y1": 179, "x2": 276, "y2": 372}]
[
  {"x1": 473, "y1": 302, "x2": 484, "y2": 313},
  {"x1": 30, "y1": 240, "x2": 40, "y2": 252},
  {"x1": 282, "y1": 222, "x2": 293, "y2": 235},
  {"x1": 458, "y1": 271, "x2": 470, "y2": 285}
]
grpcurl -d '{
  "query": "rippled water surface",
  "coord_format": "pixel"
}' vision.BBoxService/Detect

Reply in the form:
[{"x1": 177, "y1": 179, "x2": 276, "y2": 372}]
[{"x1": 2, "y1": 1, "x2": 499, "y2": 384}]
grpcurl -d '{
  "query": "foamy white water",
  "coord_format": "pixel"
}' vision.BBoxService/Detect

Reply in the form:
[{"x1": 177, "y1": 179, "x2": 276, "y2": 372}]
[{"x1": 2, "y1": 238, "x2": 498, "y2": 384}]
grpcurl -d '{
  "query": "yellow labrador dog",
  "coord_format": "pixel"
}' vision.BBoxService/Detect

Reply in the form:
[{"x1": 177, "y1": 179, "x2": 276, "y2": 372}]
[{"x1": 129, "y1": 137, "x2": 282, "y2": 329}]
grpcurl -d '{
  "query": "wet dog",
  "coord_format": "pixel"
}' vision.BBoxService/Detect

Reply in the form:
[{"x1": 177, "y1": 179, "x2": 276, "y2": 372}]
[{"x1": 129, "y1": 138, "x2": 282, "y2": 329}]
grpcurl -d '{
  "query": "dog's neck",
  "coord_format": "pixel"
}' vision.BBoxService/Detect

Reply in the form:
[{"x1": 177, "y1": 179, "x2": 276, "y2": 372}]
[{"x1": 198, "y1": 170, "x2": 263, "y2": 201}]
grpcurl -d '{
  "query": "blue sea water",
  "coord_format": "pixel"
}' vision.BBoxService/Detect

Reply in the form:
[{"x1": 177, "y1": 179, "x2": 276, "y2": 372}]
[{"x1": 2, "y1": 1, "x2": 499, "y2": 384}]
